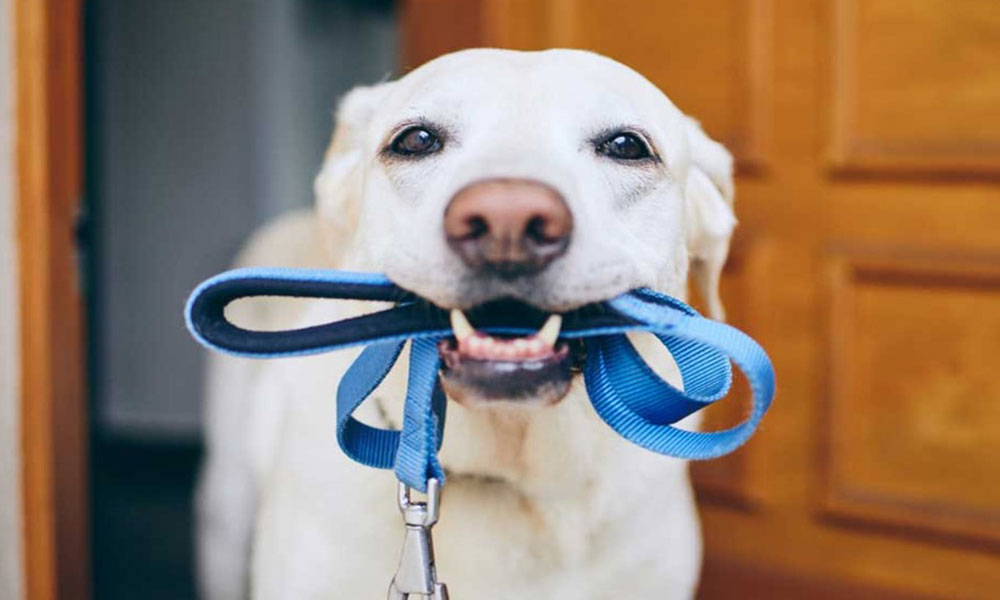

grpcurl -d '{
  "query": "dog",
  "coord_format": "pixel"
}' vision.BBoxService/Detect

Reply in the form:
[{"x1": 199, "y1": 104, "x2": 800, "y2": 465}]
[{"x1": 196, "y1": 48, "x2": 736, "y2": 599}]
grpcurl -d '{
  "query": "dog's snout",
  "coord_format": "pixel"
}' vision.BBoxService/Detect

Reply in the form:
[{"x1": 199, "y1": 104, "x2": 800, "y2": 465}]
[{"x1": 444, "y1": 179, "x2": 572, "y2": 279}]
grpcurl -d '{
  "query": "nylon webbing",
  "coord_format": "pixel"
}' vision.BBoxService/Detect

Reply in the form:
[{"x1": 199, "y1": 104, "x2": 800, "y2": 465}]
[{"x1": 186, "y1": 267, "x2": 775, "y2": 492}]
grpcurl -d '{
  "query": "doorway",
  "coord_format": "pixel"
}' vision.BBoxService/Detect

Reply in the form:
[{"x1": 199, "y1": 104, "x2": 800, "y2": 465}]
[{"x1": 84, "y1": 1, "x2": 396, "y2": 597}]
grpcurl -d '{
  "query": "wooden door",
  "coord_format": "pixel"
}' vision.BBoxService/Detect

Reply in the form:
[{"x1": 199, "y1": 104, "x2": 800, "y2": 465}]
[
  {"x1": 15, "y1": 0, "x2": 90, "y2": 598},
  {"x1": 402, "y1": 1, "x2": 1000, "y2": 597}
]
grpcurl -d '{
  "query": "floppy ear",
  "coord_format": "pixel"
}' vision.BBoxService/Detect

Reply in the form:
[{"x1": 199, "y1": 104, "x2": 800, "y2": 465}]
[
  {"x1": 683, "y1": 117, "x2": 737, "y2": 321},
  {"x1": 314, "y1": 82, "x2": 393, "y2": 266}
]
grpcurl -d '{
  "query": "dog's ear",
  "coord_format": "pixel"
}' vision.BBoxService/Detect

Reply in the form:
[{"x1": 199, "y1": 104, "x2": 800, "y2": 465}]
[
  {"x1": 314, "y1": 82, "x2": 393, "y2": 265},
  {"x1": 683, "y1": 117, "x2": 737, "y2": 321}
]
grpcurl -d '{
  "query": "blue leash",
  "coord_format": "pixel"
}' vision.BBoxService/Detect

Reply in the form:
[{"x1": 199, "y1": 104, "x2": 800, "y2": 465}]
[{"x1": 185, "y1": 267, "x2": 775, "y2": 493}]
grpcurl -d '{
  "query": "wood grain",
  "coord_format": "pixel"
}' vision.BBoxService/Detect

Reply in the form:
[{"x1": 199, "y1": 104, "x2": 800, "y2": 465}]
[
  {"x1": 829, "y1": 0, "x2": 1000, "y2": 174},
  {"x1": 399, "y1": 0, "x2": 486, "y2": 72},
  {"x1": 15, "y1": 0, "x2": 89, "y2": 598},
  {"x1": 824, "y1": 252, "x2": 1000, "y2": 548}
]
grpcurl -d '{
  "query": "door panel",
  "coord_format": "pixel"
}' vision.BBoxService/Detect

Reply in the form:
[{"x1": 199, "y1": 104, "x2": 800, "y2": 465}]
[
  {"x1": 826, "y1": 255, "x2": 1000, "y2": 548},
  {"x1": 402, "y1": 1, "x2": 1000, "y2": 597},
  {"x1": 830, "y1": 0, "x2": 1000, "y2": 172}
]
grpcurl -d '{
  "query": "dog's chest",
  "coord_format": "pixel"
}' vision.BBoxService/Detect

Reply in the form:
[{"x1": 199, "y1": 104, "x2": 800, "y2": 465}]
[{"x1": 425, "y1": 472, "x2": 701, "y2": 599}]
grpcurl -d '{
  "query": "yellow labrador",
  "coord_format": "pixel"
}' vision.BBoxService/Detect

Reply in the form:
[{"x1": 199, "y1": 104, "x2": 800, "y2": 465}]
[{"x1": 197, "y1": 48, "x2": 736, "y2": 599}]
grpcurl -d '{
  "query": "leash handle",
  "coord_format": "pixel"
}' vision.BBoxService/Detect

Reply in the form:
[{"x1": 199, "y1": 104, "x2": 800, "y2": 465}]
[
  {"x1": 185, "y1": 267, "x2": 776, "y2": 492},
  {"x1": 184, "y1": 267, "x2": 641, "y2": 359},
  {"x1": 185, "y1": 267, "x2": 431, "y2": 358}
]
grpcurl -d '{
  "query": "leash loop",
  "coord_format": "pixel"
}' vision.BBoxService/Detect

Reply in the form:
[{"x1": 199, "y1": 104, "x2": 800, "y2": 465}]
[{"x1": 186, "y1": 267, "x2": 776, "y2": 492}]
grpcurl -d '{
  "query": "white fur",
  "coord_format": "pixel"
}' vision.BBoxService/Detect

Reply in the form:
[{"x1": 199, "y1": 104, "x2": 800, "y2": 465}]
[{"x1": 197, "y1": 49, "x2": 736, "y2": 600}]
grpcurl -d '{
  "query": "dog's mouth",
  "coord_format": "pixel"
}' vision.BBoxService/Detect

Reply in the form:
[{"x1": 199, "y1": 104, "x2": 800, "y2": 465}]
[{"x1": 436, "y1": 299, "x2": 586, "y2": 406}]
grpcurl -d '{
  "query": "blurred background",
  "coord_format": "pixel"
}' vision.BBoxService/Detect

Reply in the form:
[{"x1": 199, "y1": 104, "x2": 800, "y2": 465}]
[
  {"x1": 3, "y1": 0, "x2": 1000, "y2": 599},
  {"x1": 85, "y1": 2, "x2": 395, "y2": 598}
]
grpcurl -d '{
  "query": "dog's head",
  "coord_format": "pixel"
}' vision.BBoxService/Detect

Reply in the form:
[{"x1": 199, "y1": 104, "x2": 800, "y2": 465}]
[{"x1": 316, "y1": 49, "x2": 735, "y2": 408}]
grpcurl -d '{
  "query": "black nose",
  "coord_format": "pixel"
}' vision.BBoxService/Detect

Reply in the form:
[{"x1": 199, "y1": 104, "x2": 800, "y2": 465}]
[{"x1": 443, "y1": 179, "x2": 572, "y2": 279}]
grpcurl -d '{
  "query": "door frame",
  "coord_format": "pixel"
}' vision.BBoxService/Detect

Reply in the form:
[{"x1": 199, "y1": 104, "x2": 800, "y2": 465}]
[{"x1": 15, "y1": 0, "x2": 89, "y2": 598}]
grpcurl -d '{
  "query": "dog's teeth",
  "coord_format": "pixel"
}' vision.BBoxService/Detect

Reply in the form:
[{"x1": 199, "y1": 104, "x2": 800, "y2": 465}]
[
  {"x1": 450, "y1": 309, "x2": 475, "y2": 342},
  {"x1": 479, "y1": 336, "x2": 496, "y2": 356},
  {"x1": 536, "y1": 314, "x2": 562, "y2": 347}
]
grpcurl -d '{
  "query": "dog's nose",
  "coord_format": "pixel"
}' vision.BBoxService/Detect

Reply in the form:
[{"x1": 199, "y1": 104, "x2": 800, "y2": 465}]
[{"x1": 444, "y1": 179, "x2": 572, "y2": 278}]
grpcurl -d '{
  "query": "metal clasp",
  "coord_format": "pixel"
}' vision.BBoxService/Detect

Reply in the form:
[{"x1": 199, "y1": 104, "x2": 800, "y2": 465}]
[{"x1": 387, "y1": 478, "x2": 449, "y2": 600}]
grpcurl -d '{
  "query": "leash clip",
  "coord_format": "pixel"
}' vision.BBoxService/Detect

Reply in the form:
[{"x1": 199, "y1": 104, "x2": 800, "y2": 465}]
[{"x1": 388, "y1": 478, "x2": 449, "y2": 600}]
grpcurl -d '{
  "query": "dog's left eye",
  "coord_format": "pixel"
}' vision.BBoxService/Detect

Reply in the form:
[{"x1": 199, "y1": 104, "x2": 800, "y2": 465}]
[
  {"x1": 390, "y1": 126, "x2": 442, "y2": 157},
  {"x1": 597, "y1": 132, "x2": 652, "y2": 161}
]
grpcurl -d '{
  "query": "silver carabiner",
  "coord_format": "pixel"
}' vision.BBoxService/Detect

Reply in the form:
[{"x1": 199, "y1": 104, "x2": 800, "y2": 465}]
[{"x1": 387, "y1": 478, "x2": 449, "y2": 600}]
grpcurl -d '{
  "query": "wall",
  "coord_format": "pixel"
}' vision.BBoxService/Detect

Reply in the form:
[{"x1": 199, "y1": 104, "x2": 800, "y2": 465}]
[
  {"x1": 0, "y1": 0, "x2": 24, "y2": 594},
  {"x1": 90, "y1": 0, "x2": 396, "y2": 438}
]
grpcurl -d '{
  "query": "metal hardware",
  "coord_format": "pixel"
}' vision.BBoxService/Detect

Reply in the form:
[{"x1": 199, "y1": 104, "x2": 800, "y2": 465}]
[{"x1": 387, "y1": 478, "x2": 449, "y2": 599}]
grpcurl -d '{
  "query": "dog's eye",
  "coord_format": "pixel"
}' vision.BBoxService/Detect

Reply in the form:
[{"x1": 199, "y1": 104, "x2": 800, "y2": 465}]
[
  {"x1": 597, "y1": 132, "x2": 652, "y2": 161},
  {"x1": 390, "y1": 126, "x2": 442, "y2": 157}
]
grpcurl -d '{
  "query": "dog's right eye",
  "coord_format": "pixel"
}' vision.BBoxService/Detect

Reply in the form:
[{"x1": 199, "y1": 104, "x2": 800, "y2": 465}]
[{"x1": 389, "y1": 126, "x2": 442, "y2": 157}]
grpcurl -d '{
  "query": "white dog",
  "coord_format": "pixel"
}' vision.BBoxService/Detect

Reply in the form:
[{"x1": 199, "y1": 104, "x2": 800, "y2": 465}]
[{"x1": 196, "y1": 48, "x2": 736, "y2": 599}]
